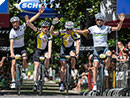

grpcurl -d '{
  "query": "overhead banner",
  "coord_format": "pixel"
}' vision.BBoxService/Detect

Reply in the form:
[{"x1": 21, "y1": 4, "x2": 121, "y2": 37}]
[
  {"x1": 14, "y1": 0, "x2": 57, "y2": 18},
  {"x1": 100, "y1": 0, "x2": 130, "y2": 28},
  {"x1": 117, "y1": 0, "x2": 130, "y2": 14}
]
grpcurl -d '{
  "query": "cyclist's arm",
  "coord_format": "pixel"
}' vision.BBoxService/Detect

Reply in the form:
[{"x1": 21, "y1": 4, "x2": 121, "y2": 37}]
[
  {"x1": 26, "y1": 19, "x2": 38, "y2": 32},
  {"x1": 73, "y1": 29, "x2": 89, "y2": 35},
  {"x1": 50, "y1": 25, "x2": 59, "y2": 36},
  {"x1": 29, "y1": 6, "x2": 45, "y2": 22},
  {"x1": 112, "y1": 14, "x2": 125, "y2": 31},
  {"x1": 48, "y1": 40, "x2": 52, "y2": 58},
  {"x1": 10, "y1": 39, "x2": 15, "y2": 57},
  {"x1": 75, "y1": 39, "x2": 80, "y2": 56}
]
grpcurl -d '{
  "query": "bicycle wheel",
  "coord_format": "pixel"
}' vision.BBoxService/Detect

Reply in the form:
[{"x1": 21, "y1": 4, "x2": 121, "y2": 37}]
[
  {"x1": 100, "y1": 64, "x2": 105, "y2": 95},
  {"x1": 66, "y1": 63, "x2": 70, "y2": 94},
  {"x1": 39, "y1": 64, "x2": 43, "y2": 95},
  {"x1": 16, "y1": 64, "x2": 21, "y2": 95}
]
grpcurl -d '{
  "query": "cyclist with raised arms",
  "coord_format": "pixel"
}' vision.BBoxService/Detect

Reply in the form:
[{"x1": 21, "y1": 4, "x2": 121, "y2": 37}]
[
  {"x1": 50, "y1": 20, "x2": 80, "y2": 91},
  {"x1": 74, "y1": 13, "x2": 125, "y2": 90},
  {"x1": 25, "y1": 16, "x2": 53, "y2": 91},
  {"x1": 9, "y1": 6, "x2": 45, "y2": 89}
]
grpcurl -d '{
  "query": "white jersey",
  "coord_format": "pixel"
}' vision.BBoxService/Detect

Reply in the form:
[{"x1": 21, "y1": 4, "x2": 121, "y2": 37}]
[
  {"x1": 88, "y1": 25, "x2": 112, "y2": 47},
  {"x1": 9, "y1": 23, "x2": 26, "y2": 48}
]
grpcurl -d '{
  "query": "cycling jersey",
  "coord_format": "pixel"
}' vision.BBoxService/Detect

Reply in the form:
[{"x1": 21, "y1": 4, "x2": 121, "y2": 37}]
[
  {"x1": 59, "y1": 30, "x2": 80, "y2": 48},
  {"x1": 9, "y1": 23, "x2": 26, "y2": 48},
  {"x1": 88, "y1": 25, "x2": 112, "y2": 47},
  {"x1": 35, "y1": 29, "x2": 53, "y2": 50}
]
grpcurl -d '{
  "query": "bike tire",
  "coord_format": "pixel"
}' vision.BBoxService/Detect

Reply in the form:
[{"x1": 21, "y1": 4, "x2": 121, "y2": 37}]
[
  {"x1": 66, "y1": 63, "x2": 69, "y2": 95},
  {"x1": 39, "y1": 64, "x2": 44, "y2": 95},
  {"x1": 16, "y1": 64, "x2": 21, "y2": 95},
  {"x1": 100, "y1": 64, "x2": 105, "y2": 96}
]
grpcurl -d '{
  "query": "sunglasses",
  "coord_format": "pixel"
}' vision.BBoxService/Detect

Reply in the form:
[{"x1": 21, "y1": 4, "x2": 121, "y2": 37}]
[
  {"x1": 66, "y1": 28, "x2": 73, "y2": 31},
  {"x1": 96, "y1": 19, "x2": 103, "y2": 21},
  {"x1": 41, "y1": 26, "x2": 49, "y2": 29}
]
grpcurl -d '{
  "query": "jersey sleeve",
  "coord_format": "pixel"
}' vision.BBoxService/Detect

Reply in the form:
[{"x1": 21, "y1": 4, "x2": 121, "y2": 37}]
[
  {"x1": 106, "y1": 26, "x2": 112, "y2": 34},
  {"x1": 48, "y1": 32, "x2": 53, "y2": 40},
  {"x1": 9, "y1": 29, "x2": 15, "y2": 39},
  {"x1": 88, "y1": 26, "x2": 93, "y2": 34},
  {"x1": 72, "y1": 32, "x2": 80, "y2": 40},
  {"x1": 21, "y1": 23, "x2": 27, "y2": 31},
  {"x1": 59, "y1": 30, "x2": 66, "y2": 36}
]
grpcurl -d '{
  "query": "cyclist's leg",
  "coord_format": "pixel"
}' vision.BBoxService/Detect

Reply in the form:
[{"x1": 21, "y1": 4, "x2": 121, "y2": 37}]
[
  {"x1": 21, "y1": 48, "x2": 28, "y2": 79},
  {"x1": 10, "y1": 59, "x2": 16, "y2": 88},
  {"x1": 105, "y1": 50, "x2": 112, "y2": 68},
  {"x1": 104, "y1": 49, "x2": 112, "y2": 76},
  {"x1": 34, "y1": 61, "x2": 40, "y2": 82},
  {"x1": 33, "y1": 49, "x2": 40, "y2": 91},
  {"x1": 59, "y1": 60, "x2": 66, "y2": 91},
  {"x1": 70, "y1": 51, "x2": 76, "y2": 69},
  {"x1": 93, "y1": 48, "x2": 100, "y2": 90},
  {"x1": 10, "y1": 48, "x2": 17, "y2": 88},
  {"x1": 44, "y1": 48, "x2": 50, "y2": 79}
]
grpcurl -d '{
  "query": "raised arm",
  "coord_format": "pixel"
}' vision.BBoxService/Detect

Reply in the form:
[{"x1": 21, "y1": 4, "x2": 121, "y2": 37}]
[
  {"x1": 75, "y1": 39, "x2": 80, "y2": 58},
  {"x1": 49, "y1": 17, "x2": 59, "y2": 36},
  {"x1": 73, "y1": 29, "x2": 89, "y2": 35},
  {"x1": 112, "y1": 14, "x2": 125, "y2": 31},
  {"x1": 29, "y1": 5, "x2": 45, "y2": 22},
  {"x1": 25, "y1": 15, "x2": 38, "y2": 32}
]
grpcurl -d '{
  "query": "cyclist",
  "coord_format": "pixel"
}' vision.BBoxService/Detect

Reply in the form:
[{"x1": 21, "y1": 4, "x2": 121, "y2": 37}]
[
  {"x1": 50, "y1": 21, "x2": 80, "y2": 91},
  {"x1": 74, "y1": 13, "x2": 125, "y2": 90},
  {"x1": 25, "y1": 16, "x2": 53, "y2": 91},
  {"x1": 9, "y1": 6, "x2": 45, "y2": 89}
]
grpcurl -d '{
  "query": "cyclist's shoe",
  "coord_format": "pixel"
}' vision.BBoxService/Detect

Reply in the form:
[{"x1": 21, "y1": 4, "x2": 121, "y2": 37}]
[
  {"x1": 22, "y1": 72, "x2": 27, "y2": 80},
  {"x1": 45, "y1": 69, "x2": 49, "y2": 78},
  {"x1": 59, "y1": 83, "x2": 64, "y2": 91},
  {"x1": 92, "y1": 83, "x2": 97, "y2": 91},
  {"x1": 104, "y1": 69, "x2": 109, "y2": 76},
  {"x1": 33, "y1": 82, "x2": 38, "y2": 92},
  {"x1": 71, "y1": 69, "x2": 75, "y2": 77},
  {"x1": 10, "y1": 81, "x2": 16, "y2": 89}
]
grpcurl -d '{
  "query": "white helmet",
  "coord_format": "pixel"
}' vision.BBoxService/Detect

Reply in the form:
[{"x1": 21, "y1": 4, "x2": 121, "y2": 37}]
[
  {"x1": 41, "y1": 21, "x2": 50, "y2": 27},
  {"x1": 65, "y1": 21, "x2": 74, "y2": 29},
  {"x1": 10, "y1": 16, "x2": 20, "y2": 23},
  {"x1": 95, "y1": 13, "x2": 105, "y2": 20}
]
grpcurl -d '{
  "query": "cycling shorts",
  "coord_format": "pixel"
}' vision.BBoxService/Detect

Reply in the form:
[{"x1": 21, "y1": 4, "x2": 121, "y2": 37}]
[
  {"x1": 93, "y1": 47, "x2": 109, "y2": 62},
  {"x1": 33, "y1": 48, "x2": 48, "y2": 62},
  {"x1": 60, "y1": 45, "x2": 76, "y2": 61},
  {"x1": 14, "y1": 46, "x2": 27, "y2": 55}
]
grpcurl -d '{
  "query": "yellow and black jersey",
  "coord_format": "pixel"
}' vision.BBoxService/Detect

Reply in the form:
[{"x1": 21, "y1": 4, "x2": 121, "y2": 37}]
[
  {"x1": 59, "y1": 30, "x2": 80, "y2": 48},
  {"x1": 35, "y1": 29, "x2": 53, "y2": 50}
]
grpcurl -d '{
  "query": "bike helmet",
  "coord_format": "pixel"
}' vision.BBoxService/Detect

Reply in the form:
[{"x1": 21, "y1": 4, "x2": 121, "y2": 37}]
[
  {"x1": 95, "y1": 13, "x2": 105, "y2": 21},
  {"x1": 41, "y1": 21, "x2": 50, "y2": 27},
  {"x1": 10, "y1": 16, "x2": 20, "y2": 23},
  {"x1": 65, "y1": 21, "x2": 74, "y2": 29}
]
